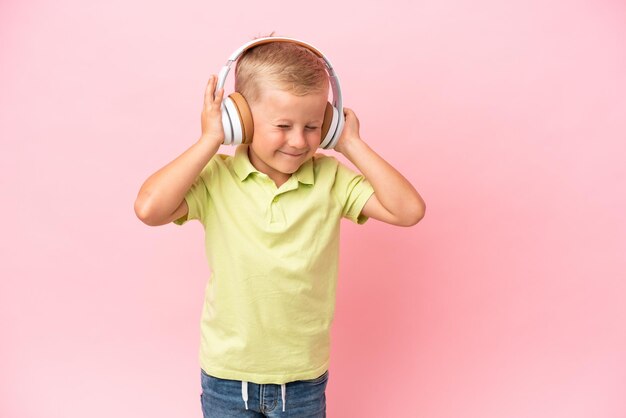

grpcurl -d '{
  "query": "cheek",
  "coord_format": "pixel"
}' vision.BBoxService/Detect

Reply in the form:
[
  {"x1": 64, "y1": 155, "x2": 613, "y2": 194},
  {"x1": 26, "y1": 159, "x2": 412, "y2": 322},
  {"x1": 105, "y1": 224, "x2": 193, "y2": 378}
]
[
  {"x1": 266, "y1": 132, "x2": 287, "y2": 147},
  {"x1": 256, "y1": 122, "x2": 278, "y2": 137},
  {"x1": 252, "y1": 128, "x2": 284, "y2": 150},
  {"x1": 307, "y1": 130, "x2": 322, "y2": 145}
]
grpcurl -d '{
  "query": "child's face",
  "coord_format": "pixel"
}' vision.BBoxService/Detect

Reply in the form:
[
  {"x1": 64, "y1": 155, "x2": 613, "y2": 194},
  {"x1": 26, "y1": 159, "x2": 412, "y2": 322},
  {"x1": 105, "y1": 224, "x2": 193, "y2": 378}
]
[{"x1": 247, "y1": 84, "x2": 328, "y2": 186}]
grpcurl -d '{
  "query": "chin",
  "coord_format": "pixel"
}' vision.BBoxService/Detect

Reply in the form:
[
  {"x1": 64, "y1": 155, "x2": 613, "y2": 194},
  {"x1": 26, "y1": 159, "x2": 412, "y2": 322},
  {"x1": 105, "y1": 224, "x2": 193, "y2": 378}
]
[
  {"x1": 279, "y1": 159, "x2": 307, "y2": 174},
  {"x1": 278, "y1": 163, "x2": 301, "y2": 173}
]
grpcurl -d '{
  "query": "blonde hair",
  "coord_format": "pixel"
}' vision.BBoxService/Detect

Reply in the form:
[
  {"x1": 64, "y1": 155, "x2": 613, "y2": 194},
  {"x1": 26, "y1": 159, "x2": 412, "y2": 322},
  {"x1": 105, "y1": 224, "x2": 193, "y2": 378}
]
[{"x1": 234, "y1": 36, "x2": 329, "y2": 104}]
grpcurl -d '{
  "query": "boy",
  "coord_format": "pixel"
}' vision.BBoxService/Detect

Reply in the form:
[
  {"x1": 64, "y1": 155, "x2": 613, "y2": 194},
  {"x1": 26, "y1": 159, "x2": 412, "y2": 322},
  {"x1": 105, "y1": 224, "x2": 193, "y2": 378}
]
[{"x1": 134, "y1": 37, "x2": 425, "y2": 417}]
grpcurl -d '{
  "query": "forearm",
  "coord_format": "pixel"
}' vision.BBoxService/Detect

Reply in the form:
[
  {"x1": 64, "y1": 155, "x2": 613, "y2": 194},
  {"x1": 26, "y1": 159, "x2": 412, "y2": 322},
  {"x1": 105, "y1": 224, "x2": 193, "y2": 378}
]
[
  {"x1": 134, "y1": 136, "x2": 221, "y2": 223},
  {"x1": 341, "y1": 137, "x2": 425, "y2": 221}
]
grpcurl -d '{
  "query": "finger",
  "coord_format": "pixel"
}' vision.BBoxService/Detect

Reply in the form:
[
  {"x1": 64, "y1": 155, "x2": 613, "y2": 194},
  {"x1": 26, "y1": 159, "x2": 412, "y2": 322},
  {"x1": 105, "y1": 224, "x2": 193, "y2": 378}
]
[
  {"x1": 214, "y1": 87, "x2": 225, "y2": 105},
  {"x1": 204, "y1": 75, "x2": 216, "y2": 106}
]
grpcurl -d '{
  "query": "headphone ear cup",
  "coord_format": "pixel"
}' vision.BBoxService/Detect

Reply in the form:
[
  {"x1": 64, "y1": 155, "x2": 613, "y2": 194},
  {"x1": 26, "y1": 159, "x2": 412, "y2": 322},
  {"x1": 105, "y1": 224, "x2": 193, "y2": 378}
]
[
  {"x1": 222, "y1": 96, "x2": 242, "y2": 144},
  {"x1": 228, "y1": 92, "x2": 254, "y2": 144},
  {"x1": 221, "y1": 93, "x2": 254, "y2": 145},
  {"x1": 221, "y1": 99, "x2": 234, "y2": 145},
  {"x1": 320, "y1": 102, "x2": 339, "y2": 149}
]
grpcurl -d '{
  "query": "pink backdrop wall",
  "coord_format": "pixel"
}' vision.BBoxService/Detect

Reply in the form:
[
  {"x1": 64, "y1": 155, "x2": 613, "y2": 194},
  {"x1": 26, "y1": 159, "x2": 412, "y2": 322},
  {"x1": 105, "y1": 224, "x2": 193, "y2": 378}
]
[{"x1": 2, "y1": 0, "x2": 625, "y2": 417}]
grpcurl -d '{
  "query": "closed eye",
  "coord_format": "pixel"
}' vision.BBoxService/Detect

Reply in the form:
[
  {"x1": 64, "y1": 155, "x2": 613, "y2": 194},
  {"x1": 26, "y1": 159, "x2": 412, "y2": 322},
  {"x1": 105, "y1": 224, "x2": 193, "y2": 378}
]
[{"x1": 275, "y1": 125, "x2": 319, "y2": 130}]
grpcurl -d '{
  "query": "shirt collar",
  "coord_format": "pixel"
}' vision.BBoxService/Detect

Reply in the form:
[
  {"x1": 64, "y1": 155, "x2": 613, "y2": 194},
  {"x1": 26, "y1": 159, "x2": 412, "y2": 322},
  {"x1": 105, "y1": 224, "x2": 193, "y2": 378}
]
[{"x1": 233, "y1": 144, "x2": 314, "y2": 185}]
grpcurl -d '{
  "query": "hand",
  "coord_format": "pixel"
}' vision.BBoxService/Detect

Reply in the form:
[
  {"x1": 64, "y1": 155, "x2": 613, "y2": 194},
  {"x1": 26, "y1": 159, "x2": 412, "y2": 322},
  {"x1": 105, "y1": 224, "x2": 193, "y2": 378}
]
[
  {"x1": 334, "y1": 107, "x2": 362, "y2": 155},
  {"x1": 200, "y1": 75, "x2": 225, "y2": 145}
]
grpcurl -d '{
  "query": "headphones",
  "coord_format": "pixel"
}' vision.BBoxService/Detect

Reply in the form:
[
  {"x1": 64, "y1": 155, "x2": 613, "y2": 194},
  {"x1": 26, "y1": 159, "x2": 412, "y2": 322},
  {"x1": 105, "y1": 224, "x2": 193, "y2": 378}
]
[{"x1": 216, "y1": 37, "x2": 344, "y2": 150}]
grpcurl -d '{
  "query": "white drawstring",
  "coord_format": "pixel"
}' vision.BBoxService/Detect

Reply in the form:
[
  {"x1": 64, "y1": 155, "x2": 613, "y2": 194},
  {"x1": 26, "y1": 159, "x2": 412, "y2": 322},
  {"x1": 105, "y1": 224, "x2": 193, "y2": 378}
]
[
  {"x1": 242, "y1": 381, "x2": 248, "y2": 410},
  {"x1": 281, "y1": 383, "x2": 286, "y2": 412}
]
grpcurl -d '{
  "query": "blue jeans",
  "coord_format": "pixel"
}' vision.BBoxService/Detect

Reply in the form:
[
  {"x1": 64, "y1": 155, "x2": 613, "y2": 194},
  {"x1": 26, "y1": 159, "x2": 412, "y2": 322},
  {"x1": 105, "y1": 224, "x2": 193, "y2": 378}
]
[{"x1": 200, "y1": 368, "x2": 328, "y2": 417}]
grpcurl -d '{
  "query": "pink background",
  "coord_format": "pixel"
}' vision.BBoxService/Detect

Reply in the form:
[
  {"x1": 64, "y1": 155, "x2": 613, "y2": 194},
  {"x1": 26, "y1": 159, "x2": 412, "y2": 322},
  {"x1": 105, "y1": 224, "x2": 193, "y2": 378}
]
[{"x1": 1, "y1": 0, "x2": 625, "y2": 417}]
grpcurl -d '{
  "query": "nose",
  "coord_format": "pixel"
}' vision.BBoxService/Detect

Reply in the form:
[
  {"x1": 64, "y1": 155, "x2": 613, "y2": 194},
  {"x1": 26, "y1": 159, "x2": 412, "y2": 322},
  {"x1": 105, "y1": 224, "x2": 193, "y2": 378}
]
[{"x1": 287, "y1": 129, "x2": 307, "y2": 148}]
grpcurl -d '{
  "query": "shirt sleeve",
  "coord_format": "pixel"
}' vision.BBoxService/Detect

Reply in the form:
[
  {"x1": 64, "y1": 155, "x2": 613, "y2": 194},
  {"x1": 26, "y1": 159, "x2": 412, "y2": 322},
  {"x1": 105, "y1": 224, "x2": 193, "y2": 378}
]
[
  {"x1": 333, "y1": 159, "x2": 375, "y2": 225},
  {"x1": 172, "y1": 159, "x2": 216, "y2": 226}
]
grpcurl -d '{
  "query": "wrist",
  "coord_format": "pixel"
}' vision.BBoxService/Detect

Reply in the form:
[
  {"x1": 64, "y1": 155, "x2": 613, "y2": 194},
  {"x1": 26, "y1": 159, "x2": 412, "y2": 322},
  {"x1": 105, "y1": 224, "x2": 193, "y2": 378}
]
[
  {"x1": 198, "y1": 134, "x2": 224, "y2": 147},
  {"x1": 195, "y1": 136, "x2": 223, "y2": 158},
  {"x1": 337, "y1": 135, "x2": 364, "y2": 158}
]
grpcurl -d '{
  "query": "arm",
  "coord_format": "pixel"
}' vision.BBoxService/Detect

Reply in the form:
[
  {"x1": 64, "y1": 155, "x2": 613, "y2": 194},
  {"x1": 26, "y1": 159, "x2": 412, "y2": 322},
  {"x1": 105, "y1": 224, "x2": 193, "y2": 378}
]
[
  {"x1": 334, "y1": 108, "x2": 426, "y2": 227},
  {"x1": 134, "y1": 75, "x2": 225, "y2": 226}
]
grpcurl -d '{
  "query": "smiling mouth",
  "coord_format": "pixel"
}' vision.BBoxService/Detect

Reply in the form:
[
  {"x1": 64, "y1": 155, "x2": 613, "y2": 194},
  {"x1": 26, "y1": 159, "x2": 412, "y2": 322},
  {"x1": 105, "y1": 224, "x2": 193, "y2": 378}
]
[{"x1": 279, "y1": 151, "x2": 305, "y2": 157}]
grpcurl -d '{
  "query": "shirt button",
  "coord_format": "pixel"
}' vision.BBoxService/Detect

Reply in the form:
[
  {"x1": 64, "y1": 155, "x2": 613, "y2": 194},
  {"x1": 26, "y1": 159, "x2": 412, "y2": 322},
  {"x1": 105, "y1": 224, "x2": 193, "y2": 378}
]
[{"x1": 272, "y1": 196, "x2": 279, "y2": 203}]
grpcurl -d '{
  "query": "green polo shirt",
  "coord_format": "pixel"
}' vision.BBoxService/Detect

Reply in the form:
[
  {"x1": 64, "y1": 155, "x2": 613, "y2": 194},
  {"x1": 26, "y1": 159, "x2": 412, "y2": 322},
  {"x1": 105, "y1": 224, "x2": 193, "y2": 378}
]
[{"x1": 173, "y1": 144, "x2": 374, "y2": 384}]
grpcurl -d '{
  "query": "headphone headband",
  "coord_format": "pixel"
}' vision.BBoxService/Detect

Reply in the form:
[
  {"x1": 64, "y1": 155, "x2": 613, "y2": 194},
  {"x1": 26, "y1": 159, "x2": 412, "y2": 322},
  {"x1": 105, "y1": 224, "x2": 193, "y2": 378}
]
[{"x1": 217, "y1": 37, "x2": 344, "y2": 149}]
